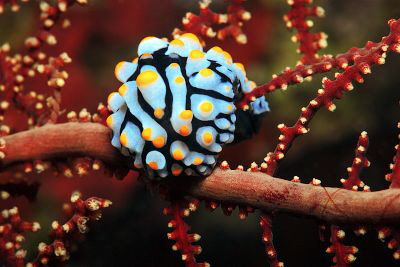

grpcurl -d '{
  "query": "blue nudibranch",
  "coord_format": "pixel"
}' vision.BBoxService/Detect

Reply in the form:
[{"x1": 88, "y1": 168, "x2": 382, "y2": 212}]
[{"x1": 107, "y1": 33, "x2": 269, "y2": 179}]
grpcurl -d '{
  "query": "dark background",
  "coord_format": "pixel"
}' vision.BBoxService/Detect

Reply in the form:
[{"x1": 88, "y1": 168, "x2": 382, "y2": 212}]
[{"x1": 1, "y1": 0, "x2": 400, "y2": 266}]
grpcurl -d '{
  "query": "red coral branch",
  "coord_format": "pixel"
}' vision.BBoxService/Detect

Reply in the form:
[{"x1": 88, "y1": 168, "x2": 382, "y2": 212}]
[
  {"x1": 327, "y1": 225, "x2": 358, "y2": 267},
  {"x1": 0, "y1": 0, "x2": 87, "y2": 129},
  {"x1": 1, "y1": 190, "x2": 110, "y2": 266},
  {"x1": 28, "y1": 191, "x2": 111, "y2": 267},
  {"x1": 0, "y1": 123, "x2": 127, "y2": 173},
  {"x1": 163, "y1": 199, "x2": 209, "y2": 267},
  {"x1": 341, "y1": 131, "x2": 370, "y2": 191},
  {"x1": 284, "y1": 0, "x2": 326, "y2": 64},
  {"x1": 259, "y1": 214, "x2": 283, "y2": 267},
  {"x1": 378, "y1": 226, "x2": 400, "y2": 260},
  {"x1": 377, "y1": 122, "x2": 400, "y2": 260},
  {"x1": 173, "y1": 0, "x2": 251, "y2": 44},
  {"x1": 3, "y1": 122, "x2": 400, "y2": 225},
  {"x1": 260, "y1": 19, "x2": 400, "y2": 175},
  {"x1": 236, "y1": 18, "x2": 400, "y2": 110},
  {"x1": 0, "y1": 122, "x2": 127, "y2": 183},
  {"x1": 0, "y1": 205, "x2": 41, "y2": 267},
  {"x1": 386, "y1": 122, "x2": 400, "y2": 188},
  {"x1": 326, "y1": 132, "x2": 370, "y2": 266}
]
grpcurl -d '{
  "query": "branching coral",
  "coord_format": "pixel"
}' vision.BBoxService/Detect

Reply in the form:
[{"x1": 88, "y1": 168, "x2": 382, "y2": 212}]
[
  {"x1": 0, "y1": 0, "x2": 89, "y2": 128},
  {"x1": 0, "y1": 1, "x2": 114, "y2": 265},
  {"x1": 3, "y1": 122, "x2": 400, "y2": 224},
  {"x1": 260, "y1": 214, "x2": 282, "y2": 267},
  {"x1": 377, "y1": 121, "x2": 400, "y2": 260},
  {"x1": 0, "y1": 198, "x2": 41, "y2": 266},
  {"x1": 164, "y1": 198, "x2": 208, "y2": 267},
  {"x1": 325, "y1": 132, "x2": 369, "y2": 266},
  {"x1": 173, "y1": 0, "x2": 251, "y2": 44},
  {"x1": 1, "y1": 0, "x2": 400, "y2": 266},
  {"x1": 0, "y1": 190, "x2": 111, "y2": 266}
]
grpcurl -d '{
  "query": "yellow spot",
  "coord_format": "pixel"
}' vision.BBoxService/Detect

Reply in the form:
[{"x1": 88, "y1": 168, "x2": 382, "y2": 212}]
[
  {"x1": 211, "y1": 46, "x2": 223, "y2": 53},
  {"x1": 120, "y1": 134, "x2": 128, "y2": 146},
  {"x1": 222, "y1": 51, "x2": 232, "y2": 63},
  {"x1": 142, "y1": 128, "x2": 152, "y2": 140},
  {"x1": 179, "y1": 126, "x2": 190, "y2": 136},
  {"x1": 118, "y1": 84, "x2": 128, "y2": 96},
  {"x1": 180, "y1": 110, "x2": 193, "y2": 120},
  {"x1": 141, "y1": 53, "x2": 153, "y2": 59},
  {"x1": 199, "y1": 68, "x2": 213, "y2": 78},
  {"x1": 173, "y1": 150, "x2": 184, "y2": 160},
  {"x1": 107, "y1": 92, "x2": 116, "y2": 104},
  {"x1": 225, "y1": 86, "x2": 231, "y2": 92},
  {"x1": 132, "y1": 57, "x2": 138, "y2": 64},
  {"x1": 189, "y1": 50, "x2": 205, "y2": 60},
  {"x1": 227, "y1": 105, "x2": 233, "y2": 112},
  {"x1": 170, "y1": 39, "x2": 184, "y2": 47},
  {"x1": 203, "y1": 132, "x2": 213, "y2": 145},
  {"x1": 175, "y1": 76, "x2": 185, "y2": 84},
  {"x1": 152, "y1": 136, "x2": 165, "y2": 148},
  {"x1": 154, "y1": 108, "x2": 164, "y2": 119},
  {"x1": 148, "y1": 162, "x2": 158, "y2": 170},
  {"x1": 106, "y1": 115, "x2": 113, "y2": 127},
  {"x1": 170, "y1": 63, "x2": 179, "y2": 68},
  {"x1": 114, "y1": 62, "x2": 125, "y2": 78},
  {"x1": 234, "y1": 63, "x2": 246, "y2": 73},
  {"x1": 137, "y1": 71, "x2": 158, "y2": 88},
  {"x1": 172, "y1": 168, "x2": 182, "y2": 176},
  {"x1": 193, "y1": 158, "x2": 203, "y2": 165},
  {"x1": 181, "y1": 33, "x2": 200, "y2": 43},
  {"x1": 199, "y1": 101, "x2": 213, "y2": 113}
]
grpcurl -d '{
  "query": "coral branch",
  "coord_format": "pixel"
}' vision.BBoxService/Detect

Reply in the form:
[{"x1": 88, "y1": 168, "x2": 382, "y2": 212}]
[
  {"x1": 0, "y1": 0, "x2": 87, "y2": 128},
  {"x1": 378, "y1": 226, "x2": 400, "y2": 260},
  {"x1": 386, "y1": 122, "x2": 400, "y2": 188},
  {"x1": 0, "y1": 122, "x2": 128, "y2": 172},
  {"x1": 237, "y1": 18, "x2": 400, "y2": 110},
  {"x1": 284, "y1": 0, "x2": 327, "y2": 64},
  {"x1": 28, "y1": 191, "x2": 111, "y2": 266},
  {"x1": 0, "y1": 190, "x2": 110, "y2": 266},
  {"x1": 261, "y1": 19, "x2": 400, "y2": 175},
  {"x1": 0, "y1": 205, "x2": 41, "y2": 266},
  {"x1": 164, "y1": 199, "x2": 208, "y2": 267},
  {"x1": 173, "y1": 0, "x2": 251, "y2": 44},
  {"x1": 327, "y1": 225, "x2": 358, "y2": 266},
  {"x1": 341, "y1": 131, "x2": 370, "y2": 191},
  {"x1": 3, "y1": 123, "x2": 400, "y2": 224},
  {"x1": 377, "y1": 122, "x2": 400, "y2": 260},
  {"x1": 259, "y1": 214, "x2": 283, "y2": 267},
  {"x1": 326, "y1": 132, "x2": 370, "y2": 266}
]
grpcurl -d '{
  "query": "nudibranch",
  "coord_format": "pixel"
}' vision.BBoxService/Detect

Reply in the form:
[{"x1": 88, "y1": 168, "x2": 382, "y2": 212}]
[{"x1": 107, "y1": 33, "x2": 269, "y2": 179}]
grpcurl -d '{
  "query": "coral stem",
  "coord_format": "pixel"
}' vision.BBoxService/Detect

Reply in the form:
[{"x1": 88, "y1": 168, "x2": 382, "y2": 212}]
[
  {"x1": 259, "y1": 214, "x2": 283, "y2": 267},
  {"x1": 237, "y1": 18, "x2": 400, "y2": 110},
  {"x1": 164, "y1": 199, "x2": 208, "y2": 267},
  {"x1": 326, "y1": 132, "x2": 369, "y2": 266},
  {"x1": 386, "y1": 122, "x2": 400, "y2": 188},
  {"x1": 261, "y1": 19, "x2": 400, "y2": 175},
  {"x1": 284, "y1": 0, "x2": 327, "y2": 64},
  {"x1": 2, "y1": 123, "x2": 400, "y2": 224}
]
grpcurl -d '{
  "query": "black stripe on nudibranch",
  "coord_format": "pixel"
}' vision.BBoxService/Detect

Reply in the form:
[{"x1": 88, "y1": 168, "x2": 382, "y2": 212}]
[{"x1": 107, "y1": 33, "x2": 270, "y2": 179}]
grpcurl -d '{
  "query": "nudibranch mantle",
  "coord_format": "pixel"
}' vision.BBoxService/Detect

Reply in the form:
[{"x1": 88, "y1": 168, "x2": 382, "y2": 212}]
[{"x1": 107, "y1": 33, "x2": 269, "y2": 179}]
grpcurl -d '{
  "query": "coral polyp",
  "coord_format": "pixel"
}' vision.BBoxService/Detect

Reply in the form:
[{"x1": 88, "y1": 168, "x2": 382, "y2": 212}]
[{"x1": 107, "y1": 33, "x2": 268, "y2": 179}]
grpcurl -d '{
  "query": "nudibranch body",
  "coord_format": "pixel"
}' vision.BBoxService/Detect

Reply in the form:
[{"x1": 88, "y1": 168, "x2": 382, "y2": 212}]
[{"x1": 107, "y1": 33, "x2": 269, "y2": 179}]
